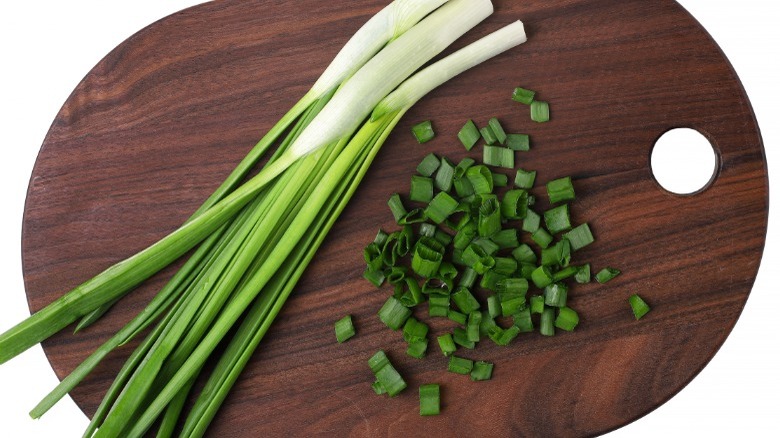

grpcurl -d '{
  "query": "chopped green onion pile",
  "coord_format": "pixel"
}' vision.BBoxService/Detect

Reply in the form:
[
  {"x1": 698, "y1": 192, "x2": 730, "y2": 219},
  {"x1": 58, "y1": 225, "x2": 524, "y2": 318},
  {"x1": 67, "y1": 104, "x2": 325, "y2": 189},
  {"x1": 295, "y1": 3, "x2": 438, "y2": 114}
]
[{"x1": 356, "y1": 85, "x2": 631, "y2": 416}]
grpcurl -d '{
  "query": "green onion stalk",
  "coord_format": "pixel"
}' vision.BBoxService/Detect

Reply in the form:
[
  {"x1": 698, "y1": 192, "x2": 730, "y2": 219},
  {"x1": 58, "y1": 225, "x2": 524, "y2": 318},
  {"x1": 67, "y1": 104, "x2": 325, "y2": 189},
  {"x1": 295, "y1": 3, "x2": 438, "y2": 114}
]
[{"x1": 0, "y1": 0, "x2": 528, "y2": 435}]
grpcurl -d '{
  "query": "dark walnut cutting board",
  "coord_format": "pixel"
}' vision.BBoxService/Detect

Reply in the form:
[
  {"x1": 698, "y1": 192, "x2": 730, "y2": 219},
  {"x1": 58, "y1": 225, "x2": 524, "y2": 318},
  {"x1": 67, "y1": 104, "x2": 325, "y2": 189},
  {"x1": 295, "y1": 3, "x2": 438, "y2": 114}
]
[{"x1": 21, "y1": 0, "x2": 767, "y2": 436}]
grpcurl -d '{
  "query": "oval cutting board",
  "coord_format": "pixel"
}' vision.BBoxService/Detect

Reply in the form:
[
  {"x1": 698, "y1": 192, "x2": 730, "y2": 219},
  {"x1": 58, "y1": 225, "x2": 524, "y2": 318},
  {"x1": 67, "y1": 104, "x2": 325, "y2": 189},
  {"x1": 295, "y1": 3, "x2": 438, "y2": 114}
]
[{"x1": 21, "y1": 0, "x2": 767, "y2": 436}]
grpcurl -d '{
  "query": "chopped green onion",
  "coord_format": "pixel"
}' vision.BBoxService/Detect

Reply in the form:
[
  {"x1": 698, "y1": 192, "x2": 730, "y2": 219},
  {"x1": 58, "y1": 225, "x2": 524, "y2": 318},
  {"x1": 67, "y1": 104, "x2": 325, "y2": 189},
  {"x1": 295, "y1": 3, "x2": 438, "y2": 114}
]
[
  {"x1": 544, "y1": 283, "x2": 568, "y2": 308},
  {"x1": 541, "y1": 239, "x2": 571, "y2": 267},
  {"x1": 480, "y1": 271, "x2": 507, "y2": 291},
  {"x1": 575, "y1": 264, "x2": 591, "y2": 284},
  {"x1": 629, "y1": 294, "x2": 651, "y2": 320},
  {"x1": 403, "y1": 317, "x2": 429, "y2": 343},
  {"x1": 479, "y1": 311, "x2": 498, "y2": 337},
  {"x1": 483, "y1": 145, "x2": 515, "y2": 169},
  {"x1": 480, "y1": 125, "x2": 498, "y2": 145},
  {"x1": 493, "y1": 257, "x2": 518, "y2": 275},
  {"x1": 410, "y1": 176, "x2": 434, "y2": 203},
  {"x1": 412, "y1": 120, "x2": 435, "y2": 143},
  {"x1": 544, "y1": 204, "x2": 572, "y2": 234},
  {"x1": 417, "y1": 153, "x2": 441, "y2": 177},
  {"x1": 478, "y1": 196, "x2": 502, "y2": 237},
  {"x1": 546, "y1": 176, "x2": 575, "y2": 204},
  {"x1": 396, "y1": 225, "x2": 415, "y2": 257},
  {"x1": 491, "y1": 229, "x2": 520, "y2": 249},
  {"x1": 555, "y1": 307, "x2": 579, "y2": 331},
  {"x1": 453, "y1": 222, "x2": 477, "y2": 250},
  {"x1": 530, "y1": 101, "x2": 550, "y2": 123},
  {"x1": 425, "y1": 192, "x2": 459, "y2": 224},
  {"x1": 453, "y1": 158, "x2": 476, "y2": 197},
  {"x1": 466, "y1": 165, "x2": 494, "y2": 195},
  {"x1": 458, "y1": 120, "x2": 481, "y2": 151},
  {"x1": 407, "y1": 339, "x2": 428, "y2": 359},
  {"x1": 501, "y1": 189, "x2": 528, "y2": 220},
  {"x1": 487, "y1": 295, "x2": 501, "y2": 318},
  {"x1": 506, "y1": 134, "x2": 530, "y2": 151},
  {"x1": 369, "y1": 351, "x2": 407, "y2": 397},
  {"x1": 522, "y1": 209, "x2": 541, "y2": 233},
  {"x1": 514, "y1": 168, "x2": 536, "y2": 189},
  {"x1": 452, "y1": 327, "x2": 475, "y2": 349},
  {"x1": 437, "y1": 334, "x2": 456, "y2": 356},
  {"x1": 419, "y1": 384, "x2": 440, "y2": 416},
  {"x1": 428, "y1": 294, "x2": 450, "y2": 317},
  {"x1": 564, "y1": 223, "x2": 594, "y2": 251},
  {"x1": 458, "y1": 267, "x2": 478, "y2": 289},
  {"x1": 419, "y1": 223, "x2": 436, "y2": 238},
  {"x1": 334, "y1": 315, "x2": 356, "y2": 343},
  {"x1": 467, "y1": 311, "x2": 482, "y2": 342},
  {"x1": 552, "y1": 265, "x2": 578, "y2": 282},
  {"x1": 492, "y1": 325, "x2": 520, "y2": 346},
  {"x1": 471, "y1": 238, "x2": 500, "y2": 256},
  {"x1": 595, "y1": 267, "x2": 621, "y2": 284},
  {"x1": 530, "y1": 295, "x2": 545, "y2": 314},
  {"x1": 374, "y1": 229, "x2": 389, "y2": 247},
  {"x1": 512, "y1": 308, "x2": 534, "y2": 332},
  {"x1": 470, "y1": 361, "x2": 494, "y2": 381},
  {"x1": 447, "y1": 356, "x2": 474, "y2": 375},
  {"x1": 364, "y1": 242, "x2": 383, "y2": 272},
  {"x1": 386, "y1": 266, "x2": 408, "y2": 284},
  {"x1": 532, "y1": 228, "x2": 554, "y2": 249},
  {"x1": 437, "y1": 261, "x2": 457, "y2": 279},
  {"x1": 512, "y1": 87, "x2": 536, "y2": 105},
  {"x1": 518, "y1": 262, "x2": 536, "y2": 280},
  {"x1": 540, "y1": 307, "x2": 555, "y2": 336},
  {"x1": 399, "y1": 208, "x2": 426, "y2": 224},
  {"x1": 412, "y1": 237, "x2": 444, "y2": 278},
  {"x1": 403, "y1": 277, "x2": 425, "y2": 307},
  {"x1": 364, "y1": 268, "x2": 386, "y2": 287},
  {"x1": 434, "y1": 229, "x2": 453, "y2": 248},
  {"x1": 491, "y1": 172, "x2": 509, "y2": 187},
  {"x1": 452, "y1": 287, "x2": 480, "y2": 314},
  {"x1": 512, "y1": 244, "x2": 537, "y2": 264},
  {"x1": 435, "y1": 158, "x2": 456, "y2": 192},
  {"x1": 388, "y1": 193, "x2": 407, "y2": 223},
  {"x1": 372, "y1": 381, "x2": 387, "y2": 395},
  {"x1": 531, "y1": 266, "x2": 555, "y2": 288},
  {"x1": 378, "y1": 296, "x2": 412, "y2": 330},
  {"x1": 447, "y1": 309, "x2": 468, "y2": 326},
  {"x1": 488, "y1": 118, "x2": 507, "y2": 144}
]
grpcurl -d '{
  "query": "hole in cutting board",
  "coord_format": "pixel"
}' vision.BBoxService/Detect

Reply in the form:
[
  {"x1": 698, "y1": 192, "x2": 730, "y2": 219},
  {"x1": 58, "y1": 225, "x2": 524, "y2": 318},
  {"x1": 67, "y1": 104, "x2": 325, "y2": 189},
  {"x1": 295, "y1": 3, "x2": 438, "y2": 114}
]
[{"x1": 651, "y1": 128, "x2": 718, "y2": 194}]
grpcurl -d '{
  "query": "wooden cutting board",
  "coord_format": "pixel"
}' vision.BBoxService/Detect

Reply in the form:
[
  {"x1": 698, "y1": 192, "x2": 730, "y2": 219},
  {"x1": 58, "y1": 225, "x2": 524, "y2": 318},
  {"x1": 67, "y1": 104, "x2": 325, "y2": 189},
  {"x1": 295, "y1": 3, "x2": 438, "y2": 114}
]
[{"x1": 21, "y1": 0, "x2": 767, "y2": 436}]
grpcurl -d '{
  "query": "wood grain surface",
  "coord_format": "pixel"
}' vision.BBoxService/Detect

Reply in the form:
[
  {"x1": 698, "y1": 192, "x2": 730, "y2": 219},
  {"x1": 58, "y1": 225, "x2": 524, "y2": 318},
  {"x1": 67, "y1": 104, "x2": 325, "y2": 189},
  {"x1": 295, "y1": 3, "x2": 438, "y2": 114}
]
[{"x1": 21, "y1": 0, "x2": 767, "y2": 436}]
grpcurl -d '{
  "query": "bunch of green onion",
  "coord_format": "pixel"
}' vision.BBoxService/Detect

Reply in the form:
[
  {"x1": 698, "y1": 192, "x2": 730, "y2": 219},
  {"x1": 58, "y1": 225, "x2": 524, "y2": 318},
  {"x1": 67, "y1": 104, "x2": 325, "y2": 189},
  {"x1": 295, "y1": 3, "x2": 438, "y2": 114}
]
[{"x1": 0, "y1": 0, "x2": 529, "y2": 436}]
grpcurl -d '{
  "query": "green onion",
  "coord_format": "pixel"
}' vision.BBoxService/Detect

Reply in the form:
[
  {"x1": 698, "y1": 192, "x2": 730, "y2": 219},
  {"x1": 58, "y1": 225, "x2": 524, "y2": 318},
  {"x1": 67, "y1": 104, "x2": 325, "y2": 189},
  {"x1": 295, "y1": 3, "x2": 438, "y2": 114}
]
[
  {"x1": 532, "y1": 228, "x2": 554, "y2": 249},
  {"x1": 466, "y1": 165, "x2": 494, "y2": 195},
  {"x1": 410, "y1": 176, "x2": 434, "y2": 203},
  {"x1": 417, "y1": 153, "x2": 441, "y2": 177},
  {"x1": 458, "y1": 267, "x2": 478, "y2": 289},
  {"x1": 513, "y1": 308, "x2": 534, "y2": 332},
  {"x1": 552, "y1": 265, "x2": 578, "y2": 282},
  {"x1": 522, "y1": 209, "x2": 541, "y2": 233},
  {"x1": 555, "y1": 307, "x2": 579, "y2": 331},
  {"x1": 388, "y1": 193, "x2": 407, "y2": 223},
  {"x1": 501, "y1": 189, "x2": 528, "y2": 220},
  {"x1": 512, "y1": 87, "x2": 536, "y2": 105},
  {"x1": 491, "y1": 229, "x2": 520, "y2": 249},
  {"x1": 334, "y1": 315, "x2": 356, "y2": 343},
  {"x1": 629, "y1": 294, "x2": 651, "y2": 320},
  {"x1": 506, "y1": 134, "x2": 530, "y2": 151},
  {"x1": 364, "y1": 242, "x2": 383, "y2": 272},
  {"x1": 478, "y1": 196, "x2": 502, "y2": 237},
  {"x1": 467, "y1": 311, "x2": 482, "y2": 342},
  {"x1": 564, "y1": 223, "x2": 594, "y2": 251},
  {"x1": 470, "y1": 361, "x2": 494, "y2": 381},
  {"x1": 453, "y1": 159, "x2": 476, "y2": 197},
  {"x1": 595, "y1": 267, "x2": 621, "y2": 284},
  {"x1": 452, "y1": 327, "x2": 475, "y2": 349},
  {"x1": 493, "y1": 257, "x2": 519, "y2": 276},
  {"x1": 435, "y1": 158, "x2": 456, "y2": 192},
  {"x1": 530, "y1": 295, "x2": 545, "y2": 314},
  {"x1": 428, "y1": 294, "x2": 450, "y2": 317},
  {"x1": 540, "y1": 307, "x2": 555, "y2": 336},
  {"x1": 546, "y1": 176, "x2": 575, "y2": 204},
  {"x1": 419, "y1": 223, "x2": 436, "y2": 238},
  {"x1": 488, "y1": 118, "x2": 507, "y2": 144},
  {"x1": 403, "y1": 317, "x2": 430, "y2": 343},
  {"x1": 378, "y1": 297, "x2": 412, "y2": 330},
  {"x1": 575, "y1": 264, "x2": 591, "y2": 284},
  {"x1": 514, "y1": 168, "x2": 536, "y2": 189},
  {"x1": 437, "y1": 334, "x2": 457, "y2": 356},
  {"x1": 544, "y1": 283, "x2": 568, "y2": 308},
  {"x1": 399, "y1": 208, "x2": 426, "y2": 224},
  {"x1": 530, "y1": 100, "x2": 550, "y2": 123},
  {"x1": 425, "y1": 192, "x2": 459, "y2": 224},
  {"x1": 544, "y1": 204, "x2": 572, "y2": 234},
  {"x1": 492, "y1": 172, "x2": 509, "y2": 187},
  {"x1": 541, "y1": 240, "x2": 571, "y2": 267},
  {"x1": 492, "y1": 325, "x2": 520, "y2": 346},
  {"x1": 480, "y1": 125, "x2": 498, "y2": 145},
  {"x1": 419, "y1": 384, "x2": 441, "y2": 416},
  {"x1": 458, "y1": 120, "x2": 481, "y2": 151},
  {"x1": 518, "y1": 262, "x2": 536, "y2": 280},
  {"x1": 453, "y1": 222, "x2": 477, "y2": 250},
  {"x1": 483, "y1": 145, "x2": 515, "y2": 168},
  {"x1": 512, "y1": 244, "x2": 537, "y2": 264},
  {"x1": 487, "y1": 295, "x2": 501, "y2": 318},
  {"x1": 407, "y1": 339, "x2": 429, "y2": 359},
  {"x1": 364, "y1": 268, "x2": 386, "y2": 287},
  {"x1": 412, "y1": 237, "x2": 444, "y2": 277},
  {"x1": 374, "y1": 229, "x2": 389, "y2": 246},
  {"x1": 412, "y1": 120, "x2": 435, "y2": 143},
  {"x1": 531, "y1": 266, "x2": 555, "y2": 289},
  {"x1": 452, "y1": 287, "x2": 481, "y2": 314},
  {"x1": 369, "y1": 351, "x2": 407, "y2": 397},
  {"x1": 480, "y1": 271, "x2": 507, "y2": 291},
  {"x1": 447, "y1": 309, "x2": 468, "y2": 326},
  {"x1": 447, "y1": 356, "x2": 474, "y2": 375}
]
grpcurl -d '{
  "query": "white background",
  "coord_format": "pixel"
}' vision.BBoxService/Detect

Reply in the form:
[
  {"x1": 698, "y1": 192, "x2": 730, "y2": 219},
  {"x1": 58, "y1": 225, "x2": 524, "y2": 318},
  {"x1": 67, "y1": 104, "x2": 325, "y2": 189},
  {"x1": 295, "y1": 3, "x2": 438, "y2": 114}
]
[{"x1": 0, "y1": 1, "x2": 776, "y2": 436}]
